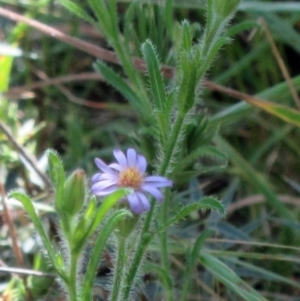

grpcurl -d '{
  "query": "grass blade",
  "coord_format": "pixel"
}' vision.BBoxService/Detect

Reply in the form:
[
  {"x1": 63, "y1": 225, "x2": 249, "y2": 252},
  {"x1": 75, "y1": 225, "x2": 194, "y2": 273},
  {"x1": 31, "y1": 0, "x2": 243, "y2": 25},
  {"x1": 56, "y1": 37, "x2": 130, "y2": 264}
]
[{"x1": 200, "y1": 252, "x2": 268, "y2": 301}]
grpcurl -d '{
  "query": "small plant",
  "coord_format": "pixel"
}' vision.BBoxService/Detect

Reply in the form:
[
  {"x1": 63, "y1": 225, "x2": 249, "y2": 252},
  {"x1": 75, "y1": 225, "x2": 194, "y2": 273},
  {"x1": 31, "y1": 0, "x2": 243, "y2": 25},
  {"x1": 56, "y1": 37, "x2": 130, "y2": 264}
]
[
  {"x1": 10, "y1": 148, "x2": 173, "y2": 301},
  {"x1": 5, "y1": 0, "x2": 238, "y2": 299},
  {"x1": 3, "y1": 0, "x2": 299, "y2": 300},
  {"x1": 8, "y1": 0, "x2": 239, "y2": 299}
]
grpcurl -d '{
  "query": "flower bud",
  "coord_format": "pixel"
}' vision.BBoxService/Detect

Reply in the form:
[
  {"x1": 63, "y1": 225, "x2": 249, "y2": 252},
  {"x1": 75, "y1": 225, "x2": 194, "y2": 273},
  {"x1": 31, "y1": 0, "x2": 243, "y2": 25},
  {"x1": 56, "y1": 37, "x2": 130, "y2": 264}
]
[{"x1": 62, "y1": 169, "x2": 86, "y2": 216}]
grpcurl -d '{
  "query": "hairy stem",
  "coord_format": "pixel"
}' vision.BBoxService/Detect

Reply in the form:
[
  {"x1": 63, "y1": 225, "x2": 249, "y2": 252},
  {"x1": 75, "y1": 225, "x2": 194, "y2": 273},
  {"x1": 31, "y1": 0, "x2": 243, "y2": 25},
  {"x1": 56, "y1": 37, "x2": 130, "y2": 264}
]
[
  {"x1": 110, "y1": 236, "x2": 127, "y2": 301},
  {"x1": 67, "y1": 252, "x2": 79, "y2": 301},
  {"x1": 123, "y1": 113, "x2": 186, "y2": 300},
  {"x1": 160, "y1": 191, "x2": 174, "y2": 301}
]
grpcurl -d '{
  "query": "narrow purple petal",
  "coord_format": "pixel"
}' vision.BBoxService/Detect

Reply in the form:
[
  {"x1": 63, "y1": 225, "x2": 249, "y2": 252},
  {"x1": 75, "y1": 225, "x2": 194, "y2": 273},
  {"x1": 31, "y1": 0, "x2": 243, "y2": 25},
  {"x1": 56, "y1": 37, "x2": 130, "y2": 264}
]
[
  {"x1": 95, "y1": 158, "x2": 115, "y2": 175},
  {"x1": 145, "y1": 181, "x2": 172, "y2": 188},
  {"x1": 144, "y1": 176, "x2": 172, "y2": 187},
  {"x1": 108, "y1": 163, "x2": 123, "y2": 172},
  {"x1": 91, "y1": 185, "x2": 118, "y2": 196},
  {"x1": 144, "y1": 176, "x2": 169, "y2": 182},
  {"x1": 91, "y1": 180, "x2": 117, "y2": 192},
  {"x1": 127, "y1": 148, "x2": 137, "y2": 167},
  {"x1": 113, "y1": 149, "x2": 127, "y2": 167},
  {"x1": 127, "y1": 193, "x2": 143, "y2": 214},
  {"x1": 137, "y1": 155, "x2": 147, "y2": 174},
  {"x1": 136, "y1": 192, "x2": 150, "y2": 211},
  {"x1": 91, "y1": 173, "x2": 117, "y2": 184},
  {"x1": 91, "y1": 173, "x2": 102, "y2": 183},
  {"x1": 91, "y1": 173, "x2": 116, "y2": 184},
  {"x1": 141, "y1": 184, "x2": 163, "y2": 201}
]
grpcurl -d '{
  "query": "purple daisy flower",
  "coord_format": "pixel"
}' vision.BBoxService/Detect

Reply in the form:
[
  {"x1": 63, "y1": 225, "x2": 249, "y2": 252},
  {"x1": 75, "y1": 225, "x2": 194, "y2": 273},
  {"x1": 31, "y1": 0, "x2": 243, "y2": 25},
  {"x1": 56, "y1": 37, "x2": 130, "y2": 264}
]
[{"x1": 91, "y1": 149, "x2": 172, "y2": 214}]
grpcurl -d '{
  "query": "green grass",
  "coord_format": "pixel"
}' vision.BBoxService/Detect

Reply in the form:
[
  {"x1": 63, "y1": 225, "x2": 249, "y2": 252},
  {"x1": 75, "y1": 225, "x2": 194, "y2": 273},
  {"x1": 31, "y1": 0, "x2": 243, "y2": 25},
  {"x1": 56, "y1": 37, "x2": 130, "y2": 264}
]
[{"x1": 1, "y1": 1, "x2": 300, "y2": 300}]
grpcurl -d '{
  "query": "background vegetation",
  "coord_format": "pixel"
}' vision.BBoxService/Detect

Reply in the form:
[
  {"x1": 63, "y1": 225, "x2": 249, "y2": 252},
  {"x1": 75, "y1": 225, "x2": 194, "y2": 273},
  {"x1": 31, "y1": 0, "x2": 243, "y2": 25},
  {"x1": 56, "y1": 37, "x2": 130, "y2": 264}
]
[{"x1": 1, "y1": 0, "x2": 300, "y2": 300}]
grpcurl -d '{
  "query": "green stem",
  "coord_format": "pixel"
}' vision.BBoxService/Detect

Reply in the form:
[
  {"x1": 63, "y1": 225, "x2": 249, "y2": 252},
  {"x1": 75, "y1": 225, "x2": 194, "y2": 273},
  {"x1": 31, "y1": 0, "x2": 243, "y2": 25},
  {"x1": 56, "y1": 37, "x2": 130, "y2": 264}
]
[
  {"x1": 123, "y1": 113, "x2": 186, "y2": 300},
  {"x1": 160, "y1": 191, "x2": 174, "y2": 301},
  {"x1": 67, "y1": 252, "x2": 79, "y2": 301},
  {"x1": 159, "y1": 113, "x2": 185, "y2": 176},
  {"x1": 157, "y1": 114, "x2": 186, "y2": 299},
  {"x1": 110, "y1": 236, "x2": 127, "y2": 301}
]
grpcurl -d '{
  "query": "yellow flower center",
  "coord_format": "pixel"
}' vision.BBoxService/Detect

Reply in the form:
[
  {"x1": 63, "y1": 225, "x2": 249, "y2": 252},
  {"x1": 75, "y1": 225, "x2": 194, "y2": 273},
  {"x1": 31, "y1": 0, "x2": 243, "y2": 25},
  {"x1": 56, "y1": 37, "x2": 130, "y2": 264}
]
[{"x1": 118, "y1": 167, "x2": 143, "y2": 190}]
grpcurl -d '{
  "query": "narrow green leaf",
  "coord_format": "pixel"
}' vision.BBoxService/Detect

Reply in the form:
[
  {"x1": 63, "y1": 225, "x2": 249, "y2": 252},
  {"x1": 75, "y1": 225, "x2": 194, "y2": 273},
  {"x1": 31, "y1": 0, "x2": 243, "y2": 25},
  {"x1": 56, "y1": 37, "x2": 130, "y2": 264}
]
[
  {"x1": 80, "y1": 209, "x2": 131, "y2": 301},
  {"x1": 94, "y1": 61, "x2": 143, "y2": 113},
  {"x1": 47, "y1": 150, "x2": 65, "y2": 188},
  {"x1": 226, "y1": 20, "x2": 261, "y2": 38},
  {"x1": 164, "y1": 0, "x2": 174, "y2": 35},
  {"x1": 88, "y1": 0, "x2": 111, "y2": 34},
  {"x1": 0, "y1": 56, "x2": 13, "y2": 92},
  {"x1": 0, "y1": 18, "x2": 28, "y2": 92},
  {"x1": 118, "y1": 0, "x2": 300, "y2": 12},
  {"x1": 200, "y1": 253, "x2": 268, "y2": 301},
  {"x1": 165, "y1": 90, "x2": 176, "y2": 121},
  {"x1": 47, "y1": 150, "x2": 65, "y2": 213},
  {"x1": 74, "y1": 188, "x2": 133, "y2": 250},
  {"x1": 206, "y1": 0, "x2": 214, "y2": 30},
  {"x1": 124, "y1": 1, "x2": 139, "y2": 54},
  {"x1": 9, "y1": 192, "x2": 66, "y2": 279},
  {"x1": 208, "y1": 74, "x2": 300, "y2": 130},
  {"x1": 60, "y1": 0, "x2": 96, "y2": 25},
  {"x1": 156, "y1": 197, "x2": 225, "y2": 234},
  {"x1": 180, "y1": 20, "x2": 192, "y2": 52},
  {"x1": 174, "y1": 145, "x2": 227, "y2": 172},
  {"x1": 245, "y1": 97, "x2": 300, "y2": 128},
  {"x1": 136, "y1": 4, "x2": 148, "y2": 43},
  {"x1": 214, "y1": 0, "x2": 240, "y2": 19},
  {"x1": 200, "y1": 36, "x2": 231, "y2": 77},
  {"x1": 71, "y1": 196, "x2": 96, "y2": 241},
  {"x1": 90, "y1": 188, "x2": 133, "y2": 233},
  {"x1": 174, "y1": 167, "x2": 224, "y2": 179},
  {"x1": 7, "y1": 197, "x2": 54, "y2": 212},
  {"x1": 239, "y1": 2, "x2": 300, "y2": 12},
  {"x1": 141, "y1": 40, "x2": 166, "y2": 111},
  {"x1": 228, "y1": 257, "x2": 300, "y2": 289},
  {"x1": 180, "y1": 230, "x2": 213, "y2": 301},
  {"x1": 214, "y1": 41, "x2": 268, "y2": 85},
  {"x1": 213, "y1": 135, "x2": 295, "y2": 221},
  {"x1": 84, "y1": 196, "x2": 97, "y2": 221},
  {"x1": 107, "y1": 0, "x2": 119, "y2": 40},
  {"x1": 176, "y1": 52, "x2": 198, "y2": 113}
]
